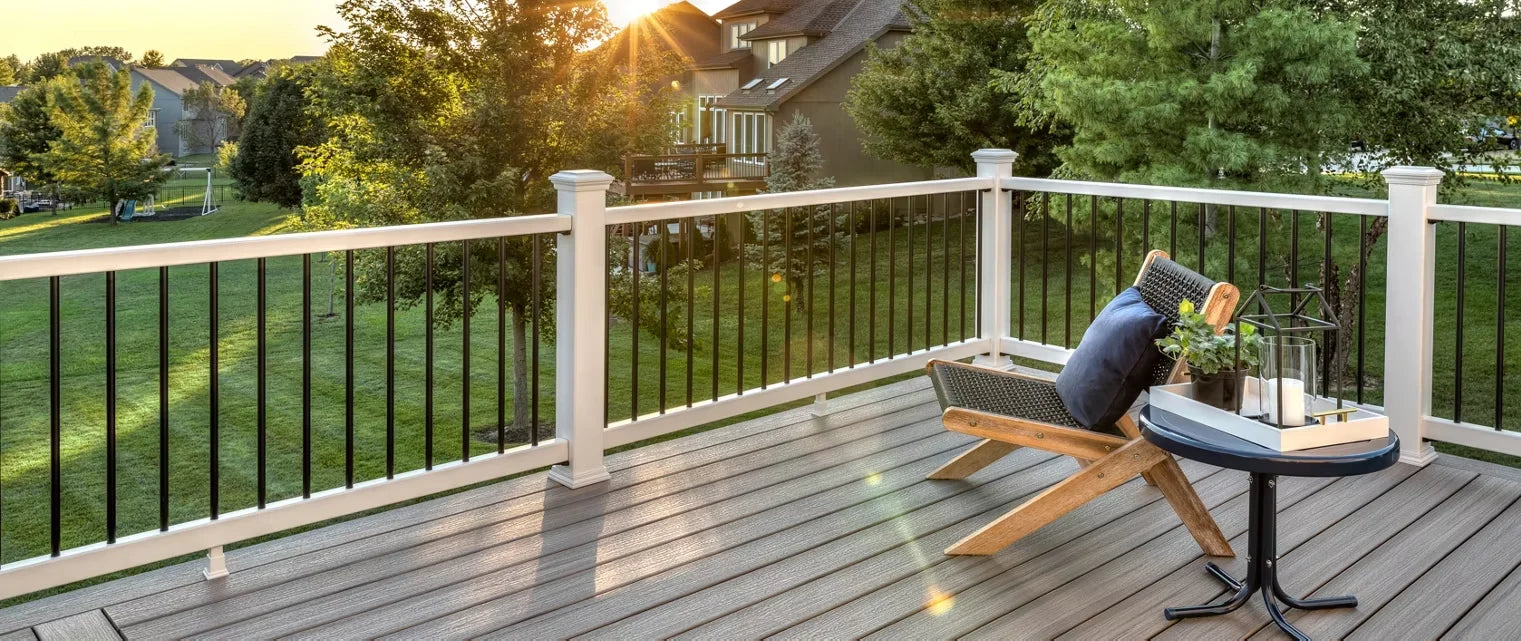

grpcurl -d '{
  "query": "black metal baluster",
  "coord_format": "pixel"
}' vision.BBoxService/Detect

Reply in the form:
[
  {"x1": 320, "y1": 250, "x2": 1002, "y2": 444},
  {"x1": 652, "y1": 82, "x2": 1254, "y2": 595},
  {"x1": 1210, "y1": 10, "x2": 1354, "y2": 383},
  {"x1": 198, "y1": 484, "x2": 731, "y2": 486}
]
[
  {"x1": 1198, "y1": 204, "x2": 1207, "y2": 273},
  {"x1": 1065, "y1": 194, "x2": 1073, "y2": 346},
  {"x1": 386, "y1": 247, "x2": 395, "y2": 478},
  {"x1": 762, "y1": 211, "x2": 770, "y2": 383},
  {"x1": 302, "y1": 254, "x2": 312, "y2": 496},
  {"x1": 925, "y1": 194, "x2": 932, "y2": 350},
  {"x1": 907, "y1": 200, "x2": 914, "y2": 352},
  {"x1": 1170, "y1": 201, "x2": 1179, "y2": 257},
  {"x1": 1227, "y1": 206, "x2": 1236, "y2": 285},
  {"x1": 1142, "y1": 200, "x2": 1151, "y2": 252},
  {"x1": 1042, "y1": 195, "x2": 1049, "y2": 344},
  {"x1": 257, "y1": 257, "x2": 266, "y2": 508},
  {"x1": 806, "y1": 207, "x2": 815, "y2": 375},
  {"x1": 105, "y1": 272, "x2": 116, "y2": 543},
  {"x1": 1115, "y1": 199, "x2": 1124, "y2": 295},
  {"x1": 462, "y1": 240, "x2": 471, "y2": 462},
  {"x1": 1291, "y1": 211, "x2": 1301, "y2": 287},
  {"x1": 829, "y1": 205, "x2": 838, "y2": 371},
  {"x1": 1455, "y1": 222, "x2": 1466, "y2": 422},
  {"x1": 532, "y1": 234, "x2": 542, "y2": 446},
  {"x1": 1089, "y1": 195, "x2": 1097, "y2": 321},
  {"x1": 159, "y1": 267, "x2": 169, "y2": 531},
  {"x1": 346, "y1": 250, "x2": 355, "y2": 486},
  {"x1": 737, "y1": 218, "x2": 745, "y2": 393},
  {"x1": 1259, "y1": 208, "x2": 1268, "y2": 287},
  {"x1": 425, "y1": 243, "x2": 435, "y2": 468},
  {"x1": 942, "y1": 193, "x2": 950, "y2": 346},
  {"x1": 869, "y1": 201, "x2": 878, "y2": 362},
  {"x1": 686, "y1": 219, "x2": 695, "y2": 399},
  {"x1": 1498, "y1": 227, "x2": 1507, "y2": 430},
  {"x1": 632, "y1": 226, "x2": 641, "y2": 417},
  {"x1": 49, "y1": 276, "x2": 60, "y2": 556},
  {"x1": 713, "y1": 215, "x2": 723, "y2": 393},
  {"x1": 888, "y1": 199, "x2": 897, "y2": 358},
  {"x1": 208, "y1": 263, "x2": 219, "y2": 519},
  {"x1": 976, "y1": 192, "x2": 984, "y2": 341},
  {"x1": 1322, "y1": 215, "x2": 1334, "y2": 396},
  {"x1": 850, "y1": 202, "x2": 859, "y2": 365},
  {"x1": 500, "y1": 237, "x2": 508, "y2": 450},
  {"x1": 785, "y1": 208, "x2": 794, "y2": 381},
  {"x1": 1357, "y1": 217, "x2": 1368, "y2": 404}
]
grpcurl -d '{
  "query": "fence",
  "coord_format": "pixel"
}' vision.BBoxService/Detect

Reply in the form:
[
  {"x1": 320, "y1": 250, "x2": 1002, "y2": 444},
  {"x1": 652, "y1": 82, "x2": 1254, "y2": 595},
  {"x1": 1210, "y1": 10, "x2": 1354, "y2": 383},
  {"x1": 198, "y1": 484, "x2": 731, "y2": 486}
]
[{"x1": 0, "y1": 151, "x2": 1514, "y2": 599}]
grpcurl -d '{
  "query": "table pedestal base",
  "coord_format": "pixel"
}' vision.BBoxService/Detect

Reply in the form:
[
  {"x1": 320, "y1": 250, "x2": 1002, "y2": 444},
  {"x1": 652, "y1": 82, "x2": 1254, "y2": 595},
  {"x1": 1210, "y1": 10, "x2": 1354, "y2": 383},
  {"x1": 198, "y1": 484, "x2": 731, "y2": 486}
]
[{"x1": 1162, "y1": 473, "x2": 1357, "y2": 641}]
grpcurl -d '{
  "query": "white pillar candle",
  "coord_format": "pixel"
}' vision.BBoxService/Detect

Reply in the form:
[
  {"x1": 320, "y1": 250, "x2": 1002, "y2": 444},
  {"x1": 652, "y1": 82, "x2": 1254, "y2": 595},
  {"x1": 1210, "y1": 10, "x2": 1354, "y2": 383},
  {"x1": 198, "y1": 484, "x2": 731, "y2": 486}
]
[{"x1": 1265, "y1": 378, "x2": 1307, "y2": 427}]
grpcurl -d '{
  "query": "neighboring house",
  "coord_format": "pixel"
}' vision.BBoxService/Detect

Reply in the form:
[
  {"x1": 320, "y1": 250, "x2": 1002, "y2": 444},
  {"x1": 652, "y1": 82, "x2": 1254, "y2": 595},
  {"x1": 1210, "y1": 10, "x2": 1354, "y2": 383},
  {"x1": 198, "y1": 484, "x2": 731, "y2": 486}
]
[
  {"x1": 128, "y1": 66, "x2": 202, "y2": 156},
  {"x1": 171, "y1": 58, "x2": 244, "y2": 76},
  {"x1": 628, "y1": 0, "x2": 930, "y2": 194},
  {"x1": 0, "y1": 85, "x2": 23, "y2": 105},
  {"x1": 231, "y1": 56, "x2": 323, "y2": 81},
  {"x1": 173, "y1": 64, "x2": 238, "y2": 89},
  {"x1": 66, "y1": 56, "x2": 126, "y2": 72}
]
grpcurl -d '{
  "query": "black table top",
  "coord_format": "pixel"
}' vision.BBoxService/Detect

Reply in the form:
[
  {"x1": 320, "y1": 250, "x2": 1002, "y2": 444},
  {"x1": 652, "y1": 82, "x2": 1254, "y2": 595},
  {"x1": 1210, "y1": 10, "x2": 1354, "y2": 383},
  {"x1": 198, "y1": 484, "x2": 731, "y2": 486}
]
[{"x1": 1139, "y1": 406, "x2": 1401, "y2": 477}]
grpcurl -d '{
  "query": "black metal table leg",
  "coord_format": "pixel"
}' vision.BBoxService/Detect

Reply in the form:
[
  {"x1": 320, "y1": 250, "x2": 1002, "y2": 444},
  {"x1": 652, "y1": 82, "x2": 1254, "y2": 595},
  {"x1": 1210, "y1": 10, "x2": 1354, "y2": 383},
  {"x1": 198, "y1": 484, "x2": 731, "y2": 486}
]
[{"x1": 1161, "y1": 473, "x2": 1357, "y2": 640}]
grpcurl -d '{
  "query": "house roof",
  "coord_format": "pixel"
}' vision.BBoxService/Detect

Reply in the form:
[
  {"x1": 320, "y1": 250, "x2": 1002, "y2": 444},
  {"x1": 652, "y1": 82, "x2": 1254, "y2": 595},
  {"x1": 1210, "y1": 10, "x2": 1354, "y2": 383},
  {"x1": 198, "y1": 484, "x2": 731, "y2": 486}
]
[
  {"x1": 131, "y1": 67, "x2": 200, "y2": 96},
  {"x1": 739, "y1": 0, "x2": 857, "y2": 40},
  {"x1": 713, "y1": 0, "x2": 806, "y2": 19},
  {"x1": 0, "y1": 86, "x2": 25, "y2": 104},
  {"x1": 690, "y1": 49, "x2": 753, "y2": 71},
  {"x1": 173, "y1": 64, "x2": 238, "y2": 88},
  {"x1": 604, "y1": 1, "x2": 722, "y2": 67},
  {"x1": 172, "y1": 59, "x2": 244, "y2": 75},
  {"x1": 718, "y1": 0, "x2": 910, "y2": 110},
  {"x1": 67, "y1": 56, "x2": 126, "y2": 71}
]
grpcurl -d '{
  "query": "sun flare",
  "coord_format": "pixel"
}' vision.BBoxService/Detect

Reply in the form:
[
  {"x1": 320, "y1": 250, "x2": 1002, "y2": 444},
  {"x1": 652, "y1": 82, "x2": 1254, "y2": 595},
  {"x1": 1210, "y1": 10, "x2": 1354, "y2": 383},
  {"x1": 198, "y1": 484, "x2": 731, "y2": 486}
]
[{"x1": 608, "y1": 0, "x2": 670, "y2": 26}]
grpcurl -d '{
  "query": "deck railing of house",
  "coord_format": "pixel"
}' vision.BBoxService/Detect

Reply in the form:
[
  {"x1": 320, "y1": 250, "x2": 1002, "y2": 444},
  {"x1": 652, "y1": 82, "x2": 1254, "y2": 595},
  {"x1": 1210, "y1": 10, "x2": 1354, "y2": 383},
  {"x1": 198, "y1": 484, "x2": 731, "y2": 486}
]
[
  {"x1": 0, "y1": 152, "x2": 1515, "y2": 600},
  {"x1": 613, "y1": 152, "x2": 770, "y2": 196}
]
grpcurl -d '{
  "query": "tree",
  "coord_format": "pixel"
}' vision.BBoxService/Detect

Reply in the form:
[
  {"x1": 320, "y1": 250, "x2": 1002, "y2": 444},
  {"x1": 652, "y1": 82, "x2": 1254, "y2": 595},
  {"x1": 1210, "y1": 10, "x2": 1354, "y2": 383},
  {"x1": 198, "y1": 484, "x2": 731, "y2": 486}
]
[
  {"x1": 231, "y1": 63, "x2": 322, "y2": 208},
  {"x1": 44, "y1": 62, "x2": 169, "y2": 224},
  {"x1": 22, "y1": 52, "x2": 69, "y2": 83},
  {"x1": 0, "y1": 56, "x2": 17, "y2": 85},
  {"x1": 846, "y1": 0, "x2": 1066, "y2": 177},
  {"x1": 0, "y1": 79, "x2": 66, "y2": 187},
  {"x1": 176, "y1": 82, "x2": 246, "y2": 150},
  {"x1": 140, "y1": 50, "x2": 167, "y2": 68},
  {"x1": 1029, "y1": 0, "x2": 1365, "y2": 193},
  {"x1": 300, "y1": 0, "x2": 685, "y2": 432},
  {"x1": 748, "y1": 113, "x2": 840, "y2": 311}
]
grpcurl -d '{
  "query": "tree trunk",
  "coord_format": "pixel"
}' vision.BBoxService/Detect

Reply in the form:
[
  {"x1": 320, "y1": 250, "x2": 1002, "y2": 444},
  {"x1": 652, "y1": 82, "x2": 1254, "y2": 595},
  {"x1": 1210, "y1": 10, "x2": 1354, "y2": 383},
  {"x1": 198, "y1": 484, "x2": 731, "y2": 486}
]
[{"x1": 511, "y1": 300, "x2": 532, "y2": 433}]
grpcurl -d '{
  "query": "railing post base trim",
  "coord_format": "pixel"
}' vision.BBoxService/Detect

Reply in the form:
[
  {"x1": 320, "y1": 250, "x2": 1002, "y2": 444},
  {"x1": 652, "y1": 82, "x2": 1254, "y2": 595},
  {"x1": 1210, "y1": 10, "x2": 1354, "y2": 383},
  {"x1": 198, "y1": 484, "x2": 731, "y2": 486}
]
[
  {"x1": 810, "y1": 393, "x2": 830, "y2": 417},
  {"x1": 203, "y1": 546, "x2": 229, "y2": 580},
  {"x1": 973, "y1": 354, "x2": 1013, "y2": 369},
  {"x1": 548, "y1": 464, "x2": 612, "y2": 489},
  {"x1": 1399, "y1": 442, "x2": 1438, "y2": 467}
]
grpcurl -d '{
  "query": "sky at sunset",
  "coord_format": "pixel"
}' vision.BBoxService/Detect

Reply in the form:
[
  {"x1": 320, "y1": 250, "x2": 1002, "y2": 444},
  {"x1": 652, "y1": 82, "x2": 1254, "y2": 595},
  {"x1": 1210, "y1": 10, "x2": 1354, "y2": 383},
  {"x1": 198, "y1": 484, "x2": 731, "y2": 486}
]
[{"x1": 6, "y1": 0, "x2": 736, "y2": 63}]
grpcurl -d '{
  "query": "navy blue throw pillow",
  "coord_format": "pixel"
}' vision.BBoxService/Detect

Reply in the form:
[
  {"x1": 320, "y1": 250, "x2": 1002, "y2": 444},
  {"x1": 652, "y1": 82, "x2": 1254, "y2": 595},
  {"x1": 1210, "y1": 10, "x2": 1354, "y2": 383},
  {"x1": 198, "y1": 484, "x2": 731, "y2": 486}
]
[{"x1": 1055, "y1": 287, "x2": 1169, "y2": 429}]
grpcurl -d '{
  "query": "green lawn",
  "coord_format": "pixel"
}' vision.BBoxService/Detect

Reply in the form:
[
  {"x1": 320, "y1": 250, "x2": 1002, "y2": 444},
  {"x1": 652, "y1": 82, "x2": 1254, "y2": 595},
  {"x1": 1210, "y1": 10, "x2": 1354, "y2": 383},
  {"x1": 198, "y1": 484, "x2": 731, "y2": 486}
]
[{"x1": 2, "y1": 178, "x2": 1520, "y2": 568}]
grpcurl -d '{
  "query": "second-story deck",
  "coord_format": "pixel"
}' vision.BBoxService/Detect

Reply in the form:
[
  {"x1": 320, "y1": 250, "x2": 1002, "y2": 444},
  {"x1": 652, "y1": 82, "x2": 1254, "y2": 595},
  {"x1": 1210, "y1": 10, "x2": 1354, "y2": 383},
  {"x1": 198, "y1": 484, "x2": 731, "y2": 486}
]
[
  {"x1": 610, "y1": 150, "x2": 769, "y2": 197},
  {"x1": 4, "y1": 376, "x2": 1521, "y2": 640}
]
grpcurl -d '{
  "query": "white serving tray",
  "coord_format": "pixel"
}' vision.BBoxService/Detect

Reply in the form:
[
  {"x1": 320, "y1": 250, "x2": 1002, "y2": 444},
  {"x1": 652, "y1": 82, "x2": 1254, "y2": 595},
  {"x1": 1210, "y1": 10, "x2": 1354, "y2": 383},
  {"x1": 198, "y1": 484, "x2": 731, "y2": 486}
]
[{"x1": 1149, "y1": 377, "x2": 1389, "y2": 452}]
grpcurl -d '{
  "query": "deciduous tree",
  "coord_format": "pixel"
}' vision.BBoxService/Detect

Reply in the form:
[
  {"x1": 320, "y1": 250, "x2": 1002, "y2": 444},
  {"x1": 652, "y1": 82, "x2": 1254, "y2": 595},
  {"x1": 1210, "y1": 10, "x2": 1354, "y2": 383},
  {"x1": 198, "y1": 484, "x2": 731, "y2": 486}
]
[
  {"x1": 176, "y1": 82, "x2": 246, "y2": 150},
  {"x1": 140, "y1": 50, "x2": 166, "y2": 68},
  {"x1": 44, "y1": 62, "x2": 169, "y2": 224},
  {"x1": 231, "y1": 63, "x2": 321, "y2": 207}
]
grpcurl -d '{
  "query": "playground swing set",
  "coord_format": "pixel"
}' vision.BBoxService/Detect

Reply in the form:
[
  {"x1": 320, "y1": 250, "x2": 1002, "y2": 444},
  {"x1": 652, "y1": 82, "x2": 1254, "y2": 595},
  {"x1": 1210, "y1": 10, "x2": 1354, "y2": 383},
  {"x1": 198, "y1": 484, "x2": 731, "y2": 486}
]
[{"x1": 116, "y1": 167, "x2": 222, "y2": 222}]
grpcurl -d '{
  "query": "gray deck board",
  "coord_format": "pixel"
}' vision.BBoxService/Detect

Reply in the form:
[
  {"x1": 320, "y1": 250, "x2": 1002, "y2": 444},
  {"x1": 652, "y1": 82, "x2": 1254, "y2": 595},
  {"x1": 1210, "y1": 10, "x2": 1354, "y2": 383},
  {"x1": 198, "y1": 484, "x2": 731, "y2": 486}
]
[{"x1": 0, "y1": 377, "x2": 1512, "y2": 641}]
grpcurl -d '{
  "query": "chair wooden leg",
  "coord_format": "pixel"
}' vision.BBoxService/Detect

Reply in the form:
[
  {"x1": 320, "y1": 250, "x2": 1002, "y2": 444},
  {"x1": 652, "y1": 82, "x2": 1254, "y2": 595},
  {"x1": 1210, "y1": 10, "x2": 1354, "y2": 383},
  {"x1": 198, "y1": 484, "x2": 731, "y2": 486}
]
[
  {"x1": 927, "y1": 439, "x2": 1019, "y2": 480},
  {"x1": 945, "y1": 439, "x2": 1168, "y2": 555},
  {"x1": 1116, "y1": 414, "x2": 1158, "y2": 486},
  {"x1": 1148, "y1": 456, "x2": 1235, "y2": 557}
]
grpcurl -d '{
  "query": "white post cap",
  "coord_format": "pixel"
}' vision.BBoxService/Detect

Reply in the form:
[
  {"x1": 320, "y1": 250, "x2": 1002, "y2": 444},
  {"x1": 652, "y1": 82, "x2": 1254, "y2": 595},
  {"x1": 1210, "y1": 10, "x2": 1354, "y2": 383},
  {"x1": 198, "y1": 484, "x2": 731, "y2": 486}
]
[
  {"x1": 549, "y1": 170, "x2": 615, "y2": 191},
  {"x1": 1381, "y1": 166, "x2": 1445, "y2": 187},
  {"x1": 971, "y1": 149, "x2": 1019, "y2": 165}
]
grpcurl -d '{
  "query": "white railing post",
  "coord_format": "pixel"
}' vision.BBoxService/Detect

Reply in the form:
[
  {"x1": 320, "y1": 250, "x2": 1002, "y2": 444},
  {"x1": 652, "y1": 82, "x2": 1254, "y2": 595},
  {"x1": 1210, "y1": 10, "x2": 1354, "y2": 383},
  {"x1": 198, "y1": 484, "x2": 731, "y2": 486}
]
[
  {"x1": 973, "y1": 149, "x2": 1017, "y2": 367},
  {"x1": 549, "y1": 170, "x2": 615, "y2": 488},
  {"x1": 1382, "y1": 166, "x2": 1443, "y2": 466}
]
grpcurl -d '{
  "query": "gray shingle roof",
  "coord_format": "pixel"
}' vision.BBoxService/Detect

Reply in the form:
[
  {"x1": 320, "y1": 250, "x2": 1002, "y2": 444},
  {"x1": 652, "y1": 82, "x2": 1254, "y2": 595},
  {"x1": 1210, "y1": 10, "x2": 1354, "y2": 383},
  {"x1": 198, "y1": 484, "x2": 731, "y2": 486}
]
[
  {"x1": 740, "y1": 0, "x2": 857, "y2": 39},
  {"x1": 0, "y1": 86, "x2": 25, "y2": 104},
  {"x1": 718, "y1": 0, "x2": 909, "y2": 110},
  {"x1": 690, "y1": 49, "x2": 754, "y2": 70},
  {"x1": 173, "y1": 64, "x2": 238, "y2": 88},
  {"x1": 713, "y1": 0, "x2": 806, "y2": 19},
  {"x1": 131, "y1": 67, "x2": 200, "y2": 96},
  {"x1": 172, "y1": 59, "x2": 244, "y2": 75}
]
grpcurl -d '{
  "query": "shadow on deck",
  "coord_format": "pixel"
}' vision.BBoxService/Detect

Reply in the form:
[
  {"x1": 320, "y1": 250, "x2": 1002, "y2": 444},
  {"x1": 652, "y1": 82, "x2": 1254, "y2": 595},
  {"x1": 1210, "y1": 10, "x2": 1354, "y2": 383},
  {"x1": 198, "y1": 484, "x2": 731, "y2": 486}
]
[{"x1": 3, "y1": 377, "x2": 1520, "y2": 640}]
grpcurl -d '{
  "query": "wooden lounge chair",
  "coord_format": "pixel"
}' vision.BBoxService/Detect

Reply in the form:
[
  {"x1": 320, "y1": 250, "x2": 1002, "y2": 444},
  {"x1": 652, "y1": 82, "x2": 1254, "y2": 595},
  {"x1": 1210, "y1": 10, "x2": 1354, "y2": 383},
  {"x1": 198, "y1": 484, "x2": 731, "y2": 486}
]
[{"x1": 926, "y1": 249, "x2": 1237, "y2": 557}]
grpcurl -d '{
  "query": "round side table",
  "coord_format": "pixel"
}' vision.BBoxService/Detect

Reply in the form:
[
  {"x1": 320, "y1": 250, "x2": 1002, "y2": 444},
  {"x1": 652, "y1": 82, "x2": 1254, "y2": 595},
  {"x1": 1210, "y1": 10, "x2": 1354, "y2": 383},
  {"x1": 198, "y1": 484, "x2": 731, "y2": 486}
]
[{"x1": 1139, "y1": 405, "x2": 1400, "y2": 641}]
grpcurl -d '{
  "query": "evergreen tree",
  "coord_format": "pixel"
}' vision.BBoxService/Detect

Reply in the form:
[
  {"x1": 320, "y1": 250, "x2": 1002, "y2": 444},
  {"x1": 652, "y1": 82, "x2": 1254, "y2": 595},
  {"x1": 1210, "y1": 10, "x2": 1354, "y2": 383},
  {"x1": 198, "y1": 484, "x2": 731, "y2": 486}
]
[
  {"x1": 0, "y1": 80, "x2": 65, "y2": 187},
  {"x1": 44, "y1": 62, "x2": 169, "y2": 224},
  {"x1": 846, "y1": 0, "x2": 1065, "y2": 176},
  {"x1": 232, "y1": 63, "x2": 321, "y2": 208},
  {"x1": 749, "y1": 112, "x2": 839, "y2": 311},
  {"x1": 1029, "y1": 0, "x2": 1365, "y2": 193},
  {"x1": 0, "y1": 56, "x2": 16, "y2": 85}
]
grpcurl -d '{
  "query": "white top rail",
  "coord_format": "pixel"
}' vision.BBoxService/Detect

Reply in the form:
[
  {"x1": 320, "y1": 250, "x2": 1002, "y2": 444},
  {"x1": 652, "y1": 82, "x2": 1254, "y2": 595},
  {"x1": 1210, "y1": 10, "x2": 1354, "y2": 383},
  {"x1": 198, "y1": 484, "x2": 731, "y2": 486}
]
[
  {"x1": 0, "y1": 213, "x2": 572, "y2": 282},
  {"x1": 604, "y1": 177, "x2": 993, "y2": 226},
  {"x1": 1428, "y1": 204, "x2": 1521, "y2": 226},
  {"x1": 1001, "y1": 177, "x2": 1388, "y2": 216}
]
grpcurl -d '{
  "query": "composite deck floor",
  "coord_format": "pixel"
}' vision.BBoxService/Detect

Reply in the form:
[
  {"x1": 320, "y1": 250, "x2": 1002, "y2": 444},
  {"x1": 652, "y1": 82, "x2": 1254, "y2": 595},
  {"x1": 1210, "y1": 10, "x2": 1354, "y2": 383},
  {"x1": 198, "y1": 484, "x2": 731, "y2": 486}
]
[{"x1": 5, "y1": 376, "x2": 1521, "y2": 640}]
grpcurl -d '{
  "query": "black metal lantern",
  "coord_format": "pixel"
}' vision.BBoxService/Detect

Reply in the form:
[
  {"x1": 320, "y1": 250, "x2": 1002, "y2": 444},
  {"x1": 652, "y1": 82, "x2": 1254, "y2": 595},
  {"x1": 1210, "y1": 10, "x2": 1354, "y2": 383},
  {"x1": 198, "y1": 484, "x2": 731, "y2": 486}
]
[{"x1": 1233, "y1": 285, "x2": 1353, "y2": 429}]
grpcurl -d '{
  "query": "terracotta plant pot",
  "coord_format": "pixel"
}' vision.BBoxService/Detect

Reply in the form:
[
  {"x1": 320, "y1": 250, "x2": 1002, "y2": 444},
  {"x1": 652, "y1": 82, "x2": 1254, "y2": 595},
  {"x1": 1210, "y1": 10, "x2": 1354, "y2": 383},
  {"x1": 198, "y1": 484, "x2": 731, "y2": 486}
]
[{"x1": 1189, "y1": 366, "x2": 1247, "y2": 412}]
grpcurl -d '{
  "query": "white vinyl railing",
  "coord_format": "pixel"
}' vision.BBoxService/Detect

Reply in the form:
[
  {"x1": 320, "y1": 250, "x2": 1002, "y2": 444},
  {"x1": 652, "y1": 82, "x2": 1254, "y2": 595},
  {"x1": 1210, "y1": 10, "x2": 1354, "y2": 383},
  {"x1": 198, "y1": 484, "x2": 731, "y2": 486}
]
[{"x1": 0, "y1": 150, "x2": 1504, "y2": 600}]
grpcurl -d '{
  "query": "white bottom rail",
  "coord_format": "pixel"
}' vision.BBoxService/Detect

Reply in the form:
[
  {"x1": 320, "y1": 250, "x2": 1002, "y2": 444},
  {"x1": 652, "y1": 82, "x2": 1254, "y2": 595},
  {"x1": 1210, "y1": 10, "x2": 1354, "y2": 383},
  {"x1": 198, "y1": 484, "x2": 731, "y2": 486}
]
[
  {"x1": 1425, "y1": 417, "x2": 1521, "y2": 459},
  {"x1": 0, "y1": 439, "x2": 568, "y2": 601}
]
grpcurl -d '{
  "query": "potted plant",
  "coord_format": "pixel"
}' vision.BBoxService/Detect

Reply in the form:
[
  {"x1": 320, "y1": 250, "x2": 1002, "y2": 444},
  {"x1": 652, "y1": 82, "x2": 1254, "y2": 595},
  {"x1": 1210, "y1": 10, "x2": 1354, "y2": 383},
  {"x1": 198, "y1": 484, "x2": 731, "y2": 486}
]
[{"x1": 1156, "y1": 300, "x2": 1262, "y2": 411}]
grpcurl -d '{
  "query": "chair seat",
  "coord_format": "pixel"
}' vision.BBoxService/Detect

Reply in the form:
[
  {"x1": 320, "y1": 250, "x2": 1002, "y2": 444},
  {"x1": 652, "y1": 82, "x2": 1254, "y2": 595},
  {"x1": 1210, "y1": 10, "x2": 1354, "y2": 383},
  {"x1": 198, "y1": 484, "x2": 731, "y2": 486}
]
[{"x1": 929, "y1": 362, "x2": 1119, "y2": 435}]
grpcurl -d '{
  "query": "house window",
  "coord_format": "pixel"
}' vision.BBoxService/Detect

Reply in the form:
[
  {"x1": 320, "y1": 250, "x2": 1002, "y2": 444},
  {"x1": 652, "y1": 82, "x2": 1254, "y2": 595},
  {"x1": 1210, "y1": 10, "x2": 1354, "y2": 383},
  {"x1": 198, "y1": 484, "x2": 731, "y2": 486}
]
[
  {"x1": 673, "y1": 105, "x2": 691, "y2": 143},
  {"x1": 698, "y1": 96, "x2": 726, "y2": 144},
  {"x1": 767, "y1": 40, "x2": 789, "y2": 68},
  {"x1": 732, "y1": 111, "x2": 771, "y2": 164},
  {"x1": 144, "y1": 108, "x2": 160, "y2": 130},
  {"x1": 729, "y1": 22, "x2": 755, "y2": 49}
]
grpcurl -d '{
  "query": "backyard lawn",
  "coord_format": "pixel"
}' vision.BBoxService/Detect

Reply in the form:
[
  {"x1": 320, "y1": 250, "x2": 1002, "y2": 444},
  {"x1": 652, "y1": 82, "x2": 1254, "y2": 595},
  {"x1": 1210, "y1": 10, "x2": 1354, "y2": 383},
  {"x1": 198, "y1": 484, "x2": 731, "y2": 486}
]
[{"x1": 0, "y1": 177, "x2": 1518, "y2": 568}]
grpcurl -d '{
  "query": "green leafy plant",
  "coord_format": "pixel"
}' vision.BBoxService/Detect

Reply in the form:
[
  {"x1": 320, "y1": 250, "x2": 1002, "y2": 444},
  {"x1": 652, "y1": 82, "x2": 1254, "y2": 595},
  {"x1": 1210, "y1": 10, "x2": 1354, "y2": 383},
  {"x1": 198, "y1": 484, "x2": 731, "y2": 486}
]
[{"x1": 1156, "y1": 299, "x2": 1262, "y2": 375}]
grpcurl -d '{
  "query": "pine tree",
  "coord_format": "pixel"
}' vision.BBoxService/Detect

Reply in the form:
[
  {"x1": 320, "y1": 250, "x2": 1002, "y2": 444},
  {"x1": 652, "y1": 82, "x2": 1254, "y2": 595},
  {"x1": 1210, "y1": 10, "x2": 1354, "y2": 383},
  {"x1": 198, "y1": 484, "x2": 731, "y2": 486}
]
[
  {"x1": 44, "y1": 62, "x2": 169, "y2": 224},
  {"x1": 749, "y1": 112, "x2": 839, "y2": 311},
  {"x1": 0, "y1": 79, "x2": 65, "y2": 187},
  {"x1": 140, "y1": 50, "x2": 166, "y2": 68}
]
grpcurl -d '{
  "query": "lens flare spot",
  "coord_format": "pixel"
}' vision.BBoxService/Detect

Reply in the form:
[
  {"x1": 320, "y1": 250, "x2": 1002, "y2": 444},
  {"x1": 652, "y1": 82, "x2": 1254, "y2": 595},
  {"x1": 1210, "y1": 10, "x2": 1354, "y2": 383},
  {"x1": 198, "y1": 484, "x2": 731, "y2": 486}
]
[
  {"x1": 771, "y1": 273, "x2": 783, "y2": 283},
  {"x1": 783, "y1": 294, "x2": 792, "y2": 302},
  {"x1": 865, "y1": 473, "x2": 882, "y2": 486},
  {"x1": 927, "y1": 588, "x2": 955, "y2": 616}
]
